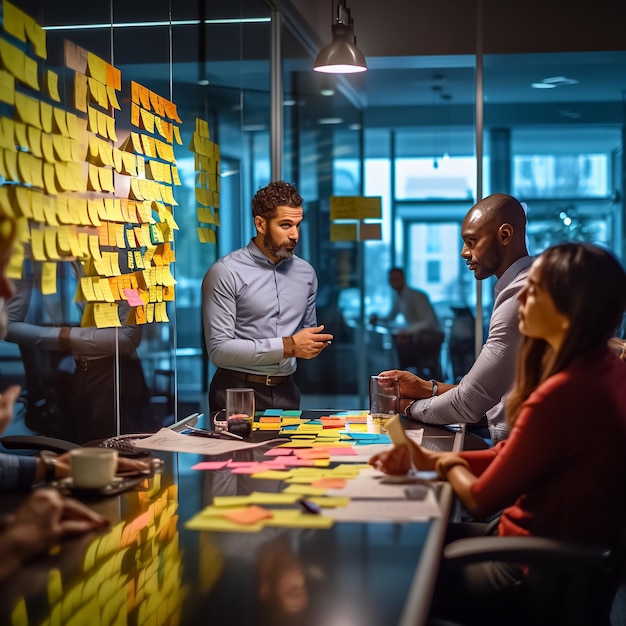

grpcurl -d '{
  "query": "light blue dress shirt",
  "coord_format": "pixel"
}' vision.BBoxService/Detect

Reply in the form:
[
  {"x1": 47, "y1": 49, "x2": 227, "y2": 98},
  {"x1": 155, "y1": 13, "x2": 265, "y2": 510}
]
[
  {"x1": 202, "y1": 240, "x2": 318, "y2": 376},
  {"x1": 408, "y1": 256, "x2": 534, "y2": 441}
]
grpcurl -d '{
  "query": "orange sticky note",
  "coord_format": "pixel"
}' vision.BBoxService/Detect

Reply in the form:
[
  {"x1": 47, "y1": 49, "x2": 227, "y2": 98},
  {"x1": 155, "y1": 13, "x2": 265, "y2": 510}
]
[
  {"x1": 311, "y1": 478, "x2": 347, "y2": 489},
  {"x1": 221, "y1": 506, "x2": 273, "y2": 525}
]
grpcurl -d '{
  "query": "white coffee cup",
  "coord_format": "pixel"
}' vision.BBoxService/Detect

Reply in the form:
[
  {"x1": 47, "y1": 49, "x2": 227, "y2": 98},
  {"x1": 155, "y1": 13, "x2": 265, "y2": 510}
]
[{"x1": 69, "y1": 447, "x2": 118, "y2": 489}]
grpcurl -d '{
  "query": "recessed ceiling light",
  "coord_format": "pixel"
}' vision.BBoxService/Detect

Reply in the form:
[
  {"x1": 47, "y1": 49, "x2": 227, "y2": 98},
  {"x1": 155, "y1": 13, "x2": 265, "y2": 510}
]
[
  {"x1": 318, "y1": 117, "x2": 343, "y2": 125},
  {"x1": 531, "y1": 82, "x2": 556, "y2": 89},
  {"x1": 198, "y1": 79, "x2": 209, "y2": 86},
  {"x1": 349, "y1": 123, "x2": 361, "y2": 130},
  {"x1": 283, "y1": 99, "x2": 296, "y2": 106},
  {"x1": 320, "y1": 88, "x2": 335, "y2": 97},
  {"x1": 543, "y1": 76, "x2": 578, "y2": 86}
]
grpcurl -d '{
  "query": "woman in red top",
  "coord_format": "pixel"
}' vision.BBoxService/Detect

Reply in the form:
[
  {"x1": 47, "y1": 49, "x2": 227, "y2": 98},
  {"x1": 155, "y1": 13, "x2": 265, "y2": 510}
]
[{"x1": 370, "y1": 242, "x2": 626, "y2": 606}]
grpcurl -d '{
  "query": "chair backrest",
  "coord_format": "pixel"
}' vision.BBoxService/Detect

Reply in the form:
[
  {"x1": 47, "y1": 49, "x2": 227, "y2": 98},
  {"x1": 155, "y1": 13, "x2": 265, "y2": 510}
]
[{"x1": 525, "y1": 525, "x2": 626, "y2": 626}]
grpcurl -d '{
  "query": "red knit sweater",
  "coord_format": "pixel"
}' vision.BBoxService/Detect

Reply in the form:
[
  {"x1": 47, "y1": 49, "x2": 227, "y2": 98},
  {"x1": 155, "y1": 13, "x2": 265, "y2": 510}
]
[{"x1": 460, "y1": 347, "x2": 626, "y2": 546}]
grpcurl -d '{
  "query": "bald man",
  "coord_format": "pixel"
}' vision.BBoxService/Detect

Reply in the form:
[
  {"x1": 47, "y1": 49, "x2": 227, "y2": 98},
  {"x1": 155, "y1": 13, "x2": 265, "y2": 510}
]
[{"x1": 379, "y1": 194, "x2": 533, "y2": 442}]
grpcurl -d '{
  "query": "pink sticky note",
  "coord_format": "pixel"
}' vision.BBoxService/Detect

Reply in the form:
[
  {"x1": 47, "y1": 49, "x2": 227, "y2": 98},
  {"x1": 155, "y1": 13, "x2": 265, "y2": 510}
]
[
  {"x1": 222, "y1": 505, "x2": 273, "y2": 525},
  {"x1": 262, "y1": 461, "x2": 288, "y2": 470},
  {"x1": 326, "y1": 447, "x2": 358, "y2": 456},
  {"x1": 228, "y1": 461, "x2": 257, "y2": 468},
  {"x1": 230, "y1": 463, "x2": 265, "y2": 474},
  {"x1": 191, "y1": 461, "x2": 230, "y2": 470},
  {"x1": 123, "y1": 288, "x2": 145, "y2": 306},
  {"x1": 264, "y1": 448, "x2": 294, "y2": 457}
]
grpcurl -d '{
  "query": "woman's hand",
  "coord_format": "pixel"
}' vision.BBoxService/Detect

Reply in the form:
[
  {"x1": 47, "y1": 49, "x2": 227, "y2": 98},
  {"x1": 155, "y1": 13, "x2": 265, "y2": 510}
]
[{"x1": 369, "y1": 438, "x2": 442, "y2": 474}]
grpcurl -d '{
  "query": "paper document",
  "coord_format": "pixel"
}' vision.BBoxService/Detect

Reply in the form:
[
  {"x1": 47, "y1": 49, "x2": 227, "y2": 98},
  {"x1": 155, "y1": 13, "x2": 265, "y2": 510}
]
[
  {"x1": 326, "y1": 467, "x2": 437, "y2": 499},
  {"x1": 133, "y1": 428, "x2": 286, "y2": 455},
  {"x1": 323, "y1": 489, "x2": 440, "y2": 522}
]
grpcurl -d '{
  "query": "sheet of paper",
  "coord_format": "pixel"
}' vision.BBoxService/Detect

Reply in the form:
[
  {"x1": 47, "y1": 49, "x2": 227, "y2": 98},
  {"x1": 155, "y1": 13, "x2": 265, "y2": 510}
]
[
  {"x1": 326, "y1": 467, "x2": 437, "y2": 499},
  {"x1": 133, "y1": 428, "x2": 288, "y2": 455},
  {"x1": 323, "y1": 490, "x2": 440, "y2": 522}
]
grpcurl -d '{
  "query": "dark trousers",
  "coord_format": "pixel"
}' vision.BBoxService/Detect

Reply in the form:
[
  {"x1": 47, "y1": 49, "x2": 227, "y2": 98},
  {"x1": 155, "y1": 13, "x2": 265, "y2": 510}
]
[{"x1": 208, "y1": 369, "x2": 301, "y2": 417}]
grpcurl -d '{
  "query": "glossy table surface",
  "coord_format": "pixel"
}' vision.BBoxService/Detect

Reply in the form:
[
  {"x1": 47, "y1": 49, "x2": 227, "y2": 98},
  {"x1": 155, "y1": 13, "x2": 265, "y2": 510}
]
[{"x1": 0, "y1": 413, "x2": 462, "y2": 626}]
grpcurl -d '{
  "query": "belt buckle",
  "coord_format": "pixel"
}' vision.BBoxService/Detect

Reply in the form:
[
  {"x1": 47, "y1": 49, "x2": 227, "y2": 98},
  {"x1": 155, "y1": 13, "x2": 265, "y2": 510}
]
[{"x1": 265, "y1": 374, "x2": 274, "y2": 386}]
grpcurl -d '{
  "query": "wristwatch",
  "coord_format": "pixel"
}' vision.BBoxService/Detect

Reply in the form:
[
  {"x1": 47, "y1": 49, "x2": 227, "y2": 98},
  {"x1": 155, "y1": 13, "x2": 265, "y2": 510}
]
[{"x1": 38, "y1": 451, "x2": 58, "y2": 483}]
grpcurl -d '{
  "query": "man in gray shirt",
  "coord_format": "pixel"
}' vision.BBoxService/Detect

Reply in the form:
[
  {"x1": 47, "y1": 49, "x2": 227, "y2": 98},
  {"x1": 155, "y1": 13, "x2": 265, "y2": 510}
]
[
  {"x1": 380, "y1": 194, "x2": 533, "y2": 442},
  {"x1": 203, "y1": 181, "x2": 333, "y2": 413}
]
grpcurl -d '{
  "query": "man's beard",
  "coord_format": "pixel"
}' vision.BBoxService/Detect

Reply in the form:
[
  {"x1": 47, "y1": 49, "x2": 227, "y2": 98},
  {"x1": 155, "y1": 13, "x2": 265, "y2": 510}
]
[{"x1": 264, "y1": 233, "x2": 296, "y2": 260}]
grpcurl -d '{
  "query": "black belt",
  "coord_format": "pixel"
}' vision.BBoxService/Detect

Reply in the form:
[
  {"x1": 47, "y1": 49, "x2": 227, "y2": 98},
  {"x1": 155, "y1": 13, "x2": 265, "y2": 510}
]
[{"x1": 217, "y1": 368, "x2": 290, "y2": 387}]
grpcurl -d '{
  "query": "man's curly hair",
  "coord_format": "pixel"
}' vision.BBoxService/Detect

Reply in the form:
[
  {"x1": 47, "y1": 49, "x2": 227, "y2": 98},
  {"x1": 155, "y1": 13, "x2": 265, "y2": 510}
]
[{"x1": 252, "y1": 181, "x2": 303, "y2": 220}]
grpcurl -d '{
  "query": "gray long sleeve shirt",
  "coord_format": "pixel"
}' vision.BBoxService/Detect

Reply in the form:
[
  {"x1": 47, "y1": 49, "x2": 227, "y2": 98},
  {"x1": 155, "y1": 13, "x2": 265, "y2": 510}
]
[{"x1": 202, "y1": 240, "x2": 318, "y2": 376}]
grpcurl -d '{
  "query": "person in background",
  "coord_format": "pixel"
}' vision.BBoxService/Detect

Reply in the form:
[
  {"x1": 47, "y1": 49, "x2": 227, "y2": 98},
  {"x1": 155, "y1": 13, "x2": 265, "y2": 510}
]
[
  {"x1": 370, "y1": 242, "x2": 626, "y2": 622},
  {"x1": 378, "y1": 194, "x2": 533, "y2": 442},
  {"x1": 370, "y1": 267, "x2": 444, "y2": 379},
  {"x1": 203, "y1": 181, "x2": 333, "y2": 414}
]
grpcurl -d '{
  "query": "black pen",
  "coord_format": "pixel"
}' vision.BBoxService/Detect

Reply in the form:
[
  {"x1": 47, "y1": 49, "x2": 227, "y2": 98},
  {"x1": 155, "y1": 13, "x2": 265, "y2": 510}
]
[{"x1": 182, "y1": 426, "x2": 244, "y2": 441}]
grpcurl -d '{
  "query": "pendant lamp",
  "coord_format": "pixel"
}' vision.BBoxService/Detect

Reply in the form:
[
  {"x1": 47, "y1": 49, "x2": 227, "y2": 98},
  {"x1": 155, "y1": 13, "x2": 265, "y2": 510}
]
[{"x1": 314, "y1": 1, "x2": 367, "y2": 74}]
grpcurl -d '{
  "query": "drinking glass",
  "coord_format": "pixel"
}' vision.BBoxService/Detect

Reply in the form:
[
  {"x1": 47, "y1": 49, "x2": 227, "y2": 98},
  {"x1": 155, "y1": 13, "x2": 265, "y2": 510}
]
[
  {"x1": 369, "y1": 375, "x2": 399, "y2": 432},
  {"x1": 223, "y1": 387, "x2": 255, "y2": 437}
]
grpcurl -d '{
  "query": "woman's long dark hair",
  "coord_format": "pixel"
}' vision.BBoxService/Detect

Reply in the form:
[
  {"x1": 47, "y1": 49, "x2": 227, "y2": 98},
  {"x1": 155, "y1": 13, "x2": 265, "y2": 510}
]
[{"x1": 506, "y1": 242, "x2": 626, "y2": 426}]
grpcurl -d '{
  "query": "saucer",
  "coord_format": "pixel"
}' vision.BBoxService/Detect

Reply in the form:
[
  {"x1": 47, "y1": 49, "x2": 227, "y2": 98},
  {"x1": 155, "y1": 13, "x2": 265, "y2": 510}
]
[{"x1": 59, "y1": 476, "x2": 140, "y2": 497}]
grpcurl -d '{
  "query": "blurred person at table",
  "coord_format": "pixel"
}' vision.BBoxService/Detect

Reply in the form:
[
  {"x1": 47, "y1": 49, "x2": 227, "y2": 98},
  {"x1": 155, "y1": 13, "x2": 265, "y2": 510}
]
[
  {"x1": 370, "y1": 267, "x2": 444, "y2": 378},
  {"x1": 370, "y1": 242, "x2": 626, "y2": 622},
  {"x1": 5, "y1": 262, "x2": 154, "y2": 444},
  {"x1": 378, "y1": 194, "x2": 533, "y2": 442},
  {"x1": 0, "y1": 488, "x2": 109, "y2": 581},
  {"x1": 0, "y1": 218, "x2": 149, "y2": 487},
  {"x1": 203, "y1": 181, "x2": 332, "y2": 414},
  {"x1": 0, "y1": 212, "x2": 118, "y2": 582}
]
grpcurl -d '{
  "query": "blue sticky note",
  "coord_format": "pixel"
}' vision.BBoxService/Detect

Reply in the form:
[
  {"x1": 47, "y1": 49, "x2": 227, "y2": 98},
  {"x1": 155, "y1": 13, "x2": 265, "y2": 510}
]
[{"x1": 263, "y1": 409, "x2": 283, "y2": 416}]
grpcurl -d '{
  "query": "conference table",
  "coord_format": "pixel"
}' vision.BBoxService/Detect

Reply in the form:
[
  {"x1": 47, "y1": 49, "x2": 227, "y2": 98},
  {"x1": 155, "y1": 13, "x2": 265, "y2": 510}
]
[{"x1": 0, "y1": 411, "x2": 464, "y2": 626}]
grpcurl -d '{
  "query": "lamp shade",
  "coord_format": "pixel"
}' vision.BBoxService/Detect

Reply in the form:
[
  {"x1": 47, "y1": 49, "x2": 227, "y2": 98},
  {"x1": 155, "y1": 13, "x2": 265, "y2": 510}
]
[{"x1": 314, "y1": 23, "x2": 367, "y2": 74}]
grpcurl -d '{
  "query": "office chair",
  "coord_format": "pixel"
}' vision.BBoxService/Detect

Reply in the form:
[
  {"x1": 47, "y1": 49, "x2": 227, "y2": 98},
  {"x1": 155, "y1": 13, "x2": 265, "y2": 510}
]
[
  {"x1": 395, "y1": 328, "x2": 445, "y2": 380},
  {"x1": 429, "y1": 526, "x2": 626, "y2": 626}
]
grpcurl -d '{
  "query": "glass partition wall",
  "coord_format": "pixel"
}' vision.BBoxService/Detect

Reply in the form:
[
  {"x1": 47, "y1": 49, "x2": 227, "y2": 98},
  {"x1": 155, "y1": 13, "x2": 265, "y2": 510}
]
[{"x1": 1, "y1": 1, "x2": 625, "y2": 435}]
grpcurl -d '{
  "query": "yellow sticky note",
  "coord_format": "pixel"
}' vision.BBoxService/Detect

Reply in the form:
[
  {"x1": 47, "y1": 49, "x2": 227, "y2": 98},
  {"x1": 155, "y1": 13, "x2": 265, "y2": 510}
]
[
  {"x1": 24, "y1": 14, "x2": 47, "y2": 59},
  {"x1": 330, "y1": 222, "x2": 358, "y2": 242},
  {"x1": 23, "y1": 54, "x2": 39, "y2": 90},
  {"x1": 53, "y1": 107, "x2": 69, "y2": 136},
  {"x1": 46, "y1": 69, "x2": 61, "y2": 102},
  {"x1": 0, "y1": 69, "x2": 15, "y2": 104},
  {"x1": 41, "y1": 261, "x2": 58, "y2": 292},
  {"x1": 39, "y1": 100, "x2": 52, "y2": 133},
  {"x1": 107, "y1": 85, "x2": 120, "y2": 110},
  {"x1": 74, "y1": 71, "x2": 88, "y2": 112},
  {"x1": 15, "y1": 91, "x2": 41, "y2": 129},
  {"x1": 3, "y1": 1, "x2": 26, "y2": 42}
]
